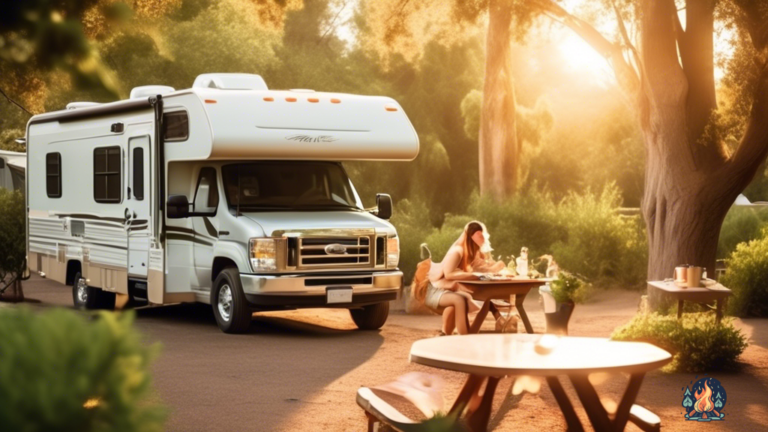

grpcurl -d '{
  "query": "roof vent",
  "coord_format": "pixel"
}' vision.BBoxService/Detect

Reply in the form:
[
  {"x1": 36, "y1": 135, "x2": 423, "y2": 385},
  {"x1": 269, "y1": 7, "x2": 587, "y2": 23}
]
[
  {"x1": 193, "y1": 73, "x2": 268, "y2": 90},
  {"x1": 66, "y1": 102, "x2": 100, "y2": 110},
  {"x1": 130, "y1": 85, "x2": 176, "y2": 99}
]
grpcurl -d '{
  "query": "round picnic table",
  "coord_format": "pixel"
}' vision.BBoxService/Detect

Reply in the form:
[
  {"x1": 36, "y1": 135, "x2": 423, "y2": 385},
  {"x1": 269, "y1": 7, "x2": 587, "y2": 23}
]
[
  {"x1": 458, "y1": 278, "x2": 547, "y2": 334},
  {"x1": 410, "y1": 334, "x2": 672, "y2": 432}
]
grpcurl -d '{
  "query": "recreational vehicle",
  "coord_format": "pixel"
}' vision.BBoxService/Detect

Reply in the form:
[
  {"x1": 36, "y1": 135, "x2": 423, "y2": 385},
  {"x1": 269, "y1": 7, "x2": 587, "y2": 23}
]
[
  {"x1": 0, "y1": 149, "x2": 25, "y2": 192},
  {"x1": 26, "y1": 73, "x2": 419, "y2": 333}
]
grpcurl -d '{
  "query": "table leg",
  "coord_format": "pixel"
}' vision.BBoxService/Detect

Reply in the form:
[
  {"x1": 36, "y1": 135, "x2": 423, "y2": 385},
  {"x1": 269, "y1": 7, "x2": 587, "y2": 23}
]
[
  {"x1": 716, "y1": 299, "x2": 723, "y2": 324},
  {"x1": 515, "y1": 292, "x2": 534, "y2": 334},
  {"x1": 612, "y1": 373, "x2": 645, "y2": 431},
  {"x1": 466, "y1": 376, "x2": 500, "y2": 432},
  {"x1": 677, "y1": 300, "x2": 684, "y2": 320},
  {"x1": 449, "y1": 374, "x2": 486, "y2": 416},
  {"x1": 545, "y1": 376, "x2": 584, "y2": 432},
  {"x1": 469, "y1": 301, "x2": 491, "y2": 334},
  {"x1": 569, "y1": 374, "x2": 613, "y2": 431}
]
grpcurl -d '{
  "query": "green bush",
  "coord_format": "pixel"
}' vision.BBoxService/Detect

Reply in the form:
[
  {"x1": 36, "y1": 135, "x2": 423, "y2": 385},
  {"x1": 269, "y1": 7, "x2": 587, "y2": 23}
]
[
  {"x1": 717, "y1": 207, "x2": 768, "y2": 259},
  {"x1": 0, "y1": 189, "x2": 27, "y2": 294},
  {"x1": 550, "y1": 272, "x2": 589, "y2": 304},
  {"x1": 720, "y1": 229, "x2": 768, "y2": 316},
  {"x1": 611, "y1": 312, "x2": 748, "y2": 373},
  {"x1": 393, "y1": 184, "x2": 648, "y2": 288},
  {"x1": 0, "y1": 308, "x2": 165, "y2": 431},
  {"x1": 550, "y1": 185, "x2": 647, "y2": 287}
]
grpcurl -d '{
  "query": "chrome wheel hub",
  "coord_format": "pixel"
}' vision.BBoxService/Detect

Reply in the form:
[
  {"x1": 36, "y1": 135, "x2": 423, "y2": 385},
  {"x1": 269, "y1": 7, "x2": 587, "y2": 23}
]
[
  {"x1": 77, "y1": 278, "x2": 88, "y2": 304},
  {"x1": 218, "y1": 284, "x2": 233, "y2": 322}
]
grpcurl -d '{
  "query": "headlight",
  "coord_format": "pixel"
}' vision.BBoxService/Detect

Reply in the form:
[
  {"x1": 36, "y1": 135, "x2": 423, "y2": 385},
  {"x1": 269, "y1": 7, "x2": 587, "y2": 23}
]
[
  {"x1": 386, "y1": 237, "x2": 399, "y2": 268},
  {"x1": 250, "y1": 238, "x2": 277, "y2": 272}
]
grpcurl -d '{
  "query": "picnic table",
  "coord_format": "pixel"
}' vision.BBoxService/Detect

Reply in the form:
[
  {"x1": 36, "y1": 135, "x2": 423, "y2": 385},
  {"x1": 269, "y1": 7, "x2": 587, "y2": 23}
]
[
  {"x1": 458, "y1": 278, "x2": 546, "y2": 334},
  {"x1": 647, "y1": 280, "x2": 732, "y2": 324},
  {"x1": 409, "y1": 334, "x2": 672, "y2": 432}
]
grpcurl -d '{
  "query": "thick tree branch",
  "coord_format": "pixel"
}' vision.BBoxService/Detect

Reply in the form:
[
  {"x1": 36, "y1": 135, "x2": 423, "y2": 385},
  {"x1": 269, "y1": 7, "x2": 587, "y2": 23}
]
[{"x1": 726, "y1": 62, "x2": 768, "y2": 189}]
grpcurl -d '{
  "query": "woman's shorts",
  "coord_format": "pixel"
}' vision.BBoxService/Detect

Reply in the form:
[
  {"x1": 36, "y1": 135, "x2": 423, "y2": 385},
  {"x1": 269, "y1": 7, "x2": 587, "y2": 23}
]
[{"x1": 424, "y1": 282, "x2": 447, "y2": 310}]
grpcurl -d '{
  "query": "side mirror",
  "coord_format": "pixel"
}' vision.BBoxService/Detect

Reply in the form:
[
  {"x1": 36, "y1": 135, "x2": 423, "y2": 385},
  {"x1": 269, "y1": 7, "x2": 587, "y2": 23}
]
[
  {"x1": 376, "y1": 193, "x2": 393, "y2": 220},
  {"x1": 167, "y1": 195, "x2": 190, "y2": 219}
]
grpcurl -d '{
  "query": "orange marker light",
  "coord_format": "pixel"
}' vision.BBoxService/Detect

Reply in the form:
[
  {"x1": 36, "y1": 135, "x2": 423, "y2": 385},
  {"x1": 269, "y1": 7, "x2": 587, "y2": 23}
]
[
  {"x1": 308, "y1": 98, "x2": 319, "y2": 103},
  {"x1": 263, "y1": 97, "x2": 274, "y2": 102},
  {"x1": 385, "y1": 105, "x2": 398, "y2": 112},
  {"x1": 330, "y1": 98, "x2": 341, "y2": 104},
  {"x1": 205, "y1": 99, "x2": 217, "y2": 104},
  {"x1": 286, "y1": 97, "x2": 297, "y2": 102}
]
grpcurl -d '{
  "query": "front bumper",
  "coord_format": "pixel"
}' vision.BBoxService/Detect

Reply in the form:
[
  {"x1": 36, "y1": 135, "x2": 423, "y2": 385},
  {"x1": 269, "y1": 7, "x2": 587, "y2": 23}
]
[{"x1": 239, "y1": 271, "x2": 402, "y2": 309}]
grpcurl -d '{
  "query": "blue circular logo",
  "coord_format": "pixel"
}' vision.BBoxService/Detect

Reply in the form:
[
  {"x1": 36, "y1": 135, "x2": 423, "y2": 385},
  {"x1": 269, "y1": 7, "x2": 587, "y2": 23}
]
[{"x1": 682, "y1": 377, "x2": 726, "y2": 421}]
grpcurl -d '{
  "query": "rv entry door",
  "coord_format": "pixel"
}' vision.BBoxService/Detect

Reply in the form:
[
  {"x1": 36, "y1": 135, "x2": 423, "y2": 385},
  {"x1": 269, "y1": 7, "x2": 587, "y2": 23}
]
[{"x1": 127, "y1": 136, "x2": 151, "y2": 278}]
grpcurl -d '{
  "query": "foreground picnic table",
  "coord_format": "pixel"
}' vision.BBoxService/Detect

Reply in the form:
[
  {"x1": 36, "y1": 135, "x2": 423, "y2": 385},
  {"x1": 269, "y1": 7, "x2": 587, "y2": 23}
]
[
  {"x1": 458, "y1": 278, "x2": 546, "y2": 334},
  {"x1": 409, "y1": 334, "x2": 672, "y2": 432},
  {"x1": 647, "y1": 280, "x2": 732, "y2": 324}
]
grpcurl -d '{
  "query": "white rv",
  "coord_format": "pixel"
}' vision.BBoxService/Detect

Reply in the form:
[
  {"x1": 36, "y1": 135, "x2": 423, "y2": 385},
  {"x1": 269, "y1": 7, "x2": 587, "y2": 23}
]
[
  {"x1": 26, "y1": 73, "x2": 418, "y2": 333},
  {"x1": 0, "y1": 149, "x2": 25, "y2": 192}
]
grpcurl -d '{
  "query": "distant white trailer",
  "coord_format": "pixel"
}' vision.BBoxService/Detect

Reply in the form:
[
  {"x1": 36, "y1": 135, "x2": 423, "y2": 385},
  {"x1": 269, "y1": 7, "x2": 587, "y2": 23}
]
[
  {"x1": 0, "y1": 149, "x2": 25, "y2": 191},
  {"x1": 26, "y1": 73, "x2": 419, "y2": 333}
]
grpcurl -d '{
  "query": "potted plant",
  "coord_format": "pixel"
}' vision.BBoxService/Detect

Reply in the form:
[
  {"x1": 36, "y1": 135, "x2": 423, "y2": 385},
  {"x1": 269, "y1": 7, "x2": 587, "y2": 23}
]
[{"x1": 540, "y1": 272, "x2": 585, "y2": 335}]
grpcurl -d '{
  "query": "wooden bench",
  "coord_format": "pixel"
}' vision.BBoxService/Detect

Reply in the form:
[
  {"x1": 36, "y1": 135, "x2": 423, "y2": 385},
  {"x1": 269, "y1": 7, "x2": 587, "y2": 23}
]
[{"x1": 629, "y1": 404, "x2": 661, "y2": 432}]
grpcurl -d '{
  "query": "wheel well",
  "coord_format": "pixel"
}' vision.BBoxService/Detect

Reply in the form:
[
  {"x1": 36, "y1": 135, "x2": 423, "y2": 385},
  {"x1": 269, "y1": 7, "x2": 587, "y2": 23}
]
[
  {"x1": 212, "y1": 257, "x2": 238, "y2": 281},
  {"x1": 65, "y1": 260, "x2": 82, "y2": 285}
]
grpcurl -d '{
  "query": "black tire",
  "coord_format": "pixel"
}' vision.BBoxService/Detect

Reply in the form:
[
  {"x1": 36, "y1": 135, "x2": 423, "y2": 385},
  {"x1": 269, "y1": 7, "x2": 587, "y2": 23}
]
[
  {"x1": 72, "y1": 272, "x2": 115, "y2": 310},
  {"x1": 350, "y1": 302, "x2": 390, "y2": 330},
  {"x1": 211, "y1": 268, "x2": 252, "y2": 333}
]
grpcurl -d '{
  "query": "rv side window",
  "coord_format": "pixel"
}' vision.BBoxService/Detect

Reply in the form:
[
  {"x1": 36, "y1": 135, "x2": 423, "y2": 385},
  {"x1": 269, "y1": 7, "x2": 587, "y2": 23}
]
[
  {"x1": 46, "y1": 153, "x2": 62, "y2": 198},
  {"x1": 193, "y1": 167, "x2": 219, "y2": 214},
  {"x1": 163, "y1": 112, "x2": 189, "y2": 142},
  {"x1": 133, "y1": 147, "x2": 144, "y2": 201},
  {"x1": 93, "y1": 146, "x2": 122, "y2": 203}
]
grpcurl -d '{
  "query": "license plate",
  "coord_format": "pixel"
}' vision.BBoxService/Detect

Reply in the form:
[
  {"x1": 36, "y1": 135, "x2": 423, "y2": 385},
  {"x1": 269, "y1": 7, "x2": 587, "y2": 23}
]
[{"x1": 327, "y1": 286, "x2": 353, "y2": 304}]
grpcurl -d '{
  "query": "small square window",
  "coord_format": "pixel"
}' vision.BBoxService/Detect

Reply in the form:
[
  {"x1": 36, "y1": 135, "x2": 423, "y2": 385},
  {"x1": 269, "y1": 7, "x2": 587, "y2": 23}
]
[{"x1": 163, "y1": 112, "x2": 189, "y2": 141}]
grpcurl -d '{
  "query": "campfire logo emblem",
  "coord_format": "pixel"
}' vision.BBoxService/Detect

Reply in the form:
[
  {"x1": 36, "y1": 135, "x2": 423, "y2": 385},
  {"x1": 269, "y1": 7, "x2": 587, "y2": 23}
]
[{"x1": 682, "y1": 377, "x2": 726, "y2": 421}]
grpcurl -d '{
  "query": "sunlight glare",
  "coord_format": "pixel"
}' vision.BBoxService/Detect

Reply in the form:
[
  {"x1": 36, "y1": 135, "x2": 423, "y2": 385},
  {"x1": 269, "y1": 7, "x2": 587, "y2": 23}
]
[{"x1": 557, "y1": 33, "x2": 614, "y2": 85}]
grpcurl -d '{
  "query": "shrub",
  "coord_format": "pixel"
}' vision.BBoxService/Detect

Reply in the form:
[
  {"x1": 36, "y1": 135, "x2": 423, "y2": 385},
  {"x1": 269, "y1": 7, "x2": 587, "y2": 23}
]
[
  {"x1": 550, "y1": 185, "x2": 647, "y2": 287},
  {"x1": 0, "y1": 308, "x2": 165, "y2": 431},
  {"x1": 611, "y1": 312, "x2": 748, "y2": 373},
  {"x1": 717, "y1": 206, "x2": 768, "y2": 259},
  {"x1": 0, "y1": 189, "x2": 27, "y2": 297},
  {"x1": 720, "y1": 228, "x2": 768, "y2": 316},
  {"x1": 392, "y1": 184, "x2": 648, "y2": 288},
  {"x1": 390, "y1": 199, "x2": 435, "y2": 283},
  {"x1": 549, "y1": 272, "x2": 589, "y2": 304}
]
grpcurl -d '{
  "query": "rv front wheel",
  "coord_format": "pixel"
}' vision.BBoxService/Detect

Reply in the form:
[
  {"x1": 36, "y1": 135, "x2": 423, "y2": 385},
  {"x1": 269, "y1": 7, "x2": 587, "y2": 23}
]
[
  {"x1": 211, "y1": 268, "x2": 252, "y2": 334},
  {"x1": 350, "y1": 302, "x2": 390, "y2": 330}
]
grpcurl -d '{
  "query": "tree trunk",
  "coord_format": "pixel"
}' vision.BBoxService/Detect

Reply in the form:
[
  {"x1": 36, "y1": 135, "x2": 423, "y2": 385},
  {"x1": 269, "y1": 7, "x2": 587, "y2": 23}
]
[{"x1": 479, "y1": 0, "x2": 518, "y2": 200}]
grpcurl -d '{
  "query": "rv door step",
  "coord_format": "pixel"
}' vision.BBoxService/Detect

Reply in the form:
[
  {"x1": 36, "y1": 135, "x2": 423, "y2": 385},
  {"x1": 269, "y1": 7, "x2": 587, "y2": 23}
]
[{"x1": 128, "y1": 279, "x2": 149, "y2": 303}]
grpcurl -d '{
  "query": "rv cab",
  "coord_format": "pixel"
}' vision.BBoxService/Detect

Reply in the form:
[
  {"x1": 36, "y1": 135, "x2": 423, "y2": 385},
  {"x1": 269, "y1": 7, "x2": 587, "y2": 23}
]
[{"x1": 25, "y1": 73, "x2": 419, "y2": 333}]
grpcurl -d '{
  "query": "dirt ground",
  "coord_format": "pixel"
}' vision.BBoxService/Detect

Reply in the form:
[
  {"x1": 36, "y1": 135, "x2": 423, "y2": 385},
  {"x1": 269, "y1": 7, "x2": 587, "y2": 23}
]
[{"x1": 14, "y1": 276, "x2": 768, "y2": 431}]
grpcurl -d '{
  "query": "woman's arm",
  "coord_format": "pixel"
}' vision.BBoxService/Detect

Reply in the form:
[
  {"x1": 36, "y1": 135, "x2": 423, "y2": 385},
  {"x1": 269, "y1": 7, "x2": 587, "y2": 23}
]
[{"x1": 442, "y1": 247, "x2": 479, "y2": 281}]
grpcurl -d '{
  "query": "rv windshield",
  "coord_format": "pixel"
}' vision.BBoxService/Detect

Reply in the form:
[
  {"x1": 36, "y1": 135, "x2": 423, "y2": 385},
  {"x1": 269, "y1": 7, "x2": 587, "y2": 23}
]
[{"x1": 221, "y1": 162, "x2": 363, "y2": 211}]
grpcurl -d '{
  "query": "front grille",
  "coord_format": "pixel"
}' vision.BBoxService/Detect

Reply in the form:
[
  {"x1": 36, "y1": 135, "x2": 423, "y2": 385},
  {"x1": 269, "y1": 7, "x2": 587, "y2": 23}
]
[{"x1": 297, "y1": 236, "x2": 372, "y2": 269}]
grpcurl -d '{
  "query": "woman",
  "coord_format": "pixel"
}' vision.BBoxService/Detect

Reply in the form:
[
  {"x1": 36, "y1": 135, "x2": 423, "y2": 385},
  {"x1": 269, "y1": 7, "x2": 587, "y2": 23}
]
[{"x1": 426, "y1": 221, "x2": 506, "y2": 335}]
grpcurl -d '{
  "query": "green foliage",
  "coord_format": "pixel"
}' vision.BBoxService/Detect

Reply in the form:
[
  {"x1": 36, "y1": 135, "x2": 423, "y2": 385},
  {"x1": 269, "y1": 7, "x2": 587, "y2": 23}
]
[
  {"x1": 550, "y1": 185, "x2": 648, "y2": 287},
  {"x1": 550, "y1": 272, "x2": 588, "y2": 304},
  {"x1": 390, "y1": 199, "x2": 434, "y2": 283},
  {"x1": 717, "y1": 206, "x2": 768, "y2": 259},
  {"x1": 720, "y1": 228, "x2": 768, "y2": 317},
  {"x1": 0, "y1": 308, "x2": 165, "y2": 431},
  {"x1": 611, "y1": 312, "x2": 748, "y2": 373},
  {"x1": 395, "y1": 184, "x2": 647, "y2": 288},
  {"x1": 0, "y1": 128, "x2": 25, "y2": 152},
  {"x1": 0, "y1": 189, "x2": 26, "y2": 293}
]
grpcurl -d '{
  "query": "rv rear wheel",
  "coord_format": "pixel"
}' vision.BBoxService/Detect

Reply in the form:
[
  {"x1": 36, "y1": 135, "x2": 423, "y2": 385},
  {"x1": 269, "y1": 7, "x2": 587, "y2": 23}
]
[
  {"x1": 350, "y1": 302, "x2": 390, "y2": 330},
  {"x1": 72, "y1": 272, "x2": 116, "y2": 310},
  {"x1": 211, "y1": 268, "x2": 252, "y2": 334}
]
